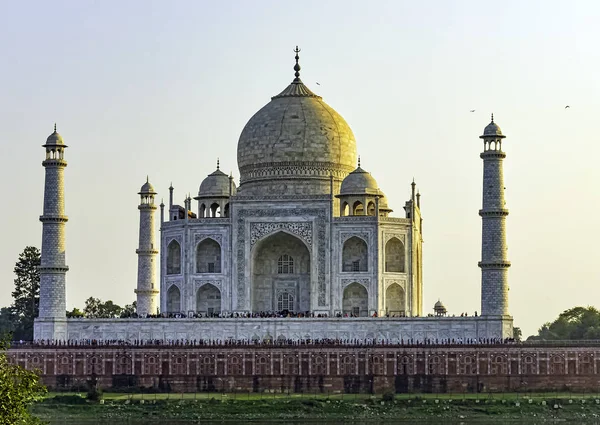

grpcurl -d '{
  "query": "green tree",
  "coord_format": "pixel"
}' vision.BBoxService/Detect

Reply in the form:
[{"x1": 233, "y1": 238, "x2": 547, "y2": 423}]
[
  {"x1": 0, "y1": 337, "x2": 47, "y2": 424},
  {"x1": 66, "y1": 308, "x2": 84, "y2": 318},
  {"x1": 529, "y1": 306, "x2": 600, "y2": 340},
  {"x1": 0, "y1": 308, "x2": 15, "y2": 337},
  {"x1": 121, "y1": 301, "x2": 137, "y2": 318},
  {"x1": 11, "y1": 247, "x2": 41, "y2": 341},
  {"x1": 512, "y1": 327, "x2": 522, "y2": 342},
  {"x1": 83, "y1": 298, "x2": 123, "y2": 318}
]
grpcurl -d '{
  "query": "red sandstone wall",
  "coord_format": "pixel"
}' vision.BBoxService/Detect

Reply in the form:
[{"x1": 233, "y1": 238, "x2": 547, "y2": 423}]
[{"x1": 9, "y1": 345, "x2": 600, "y2": 393}]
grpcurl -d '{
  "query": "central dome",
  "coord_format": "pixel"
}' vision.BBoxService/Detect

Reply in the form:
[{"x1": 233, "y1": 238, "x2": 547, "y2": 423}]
[{"x1": 237, "y1": 51, "x2": 357, "y2": 196}]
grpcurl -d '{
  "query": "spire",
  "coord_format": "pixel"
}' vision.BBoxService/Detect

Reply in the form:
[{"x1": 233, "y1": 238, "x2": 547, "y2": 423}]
[
  {"x1": 491, "y1": 113, "x2": 494, "y2": 123},
  {"x1": 54, "y1": 123, "x2": 57, "y2": 132},
  {"x1": 294, "y1": 46, "x2": 301, "y2": 81},
  {"x1": 217, "y1": 158, "x2": 220, "y2": 170},
  {"x1": 358, "y1": 155, "x2": 361, "y2": 168},
  {"x1": 146, "y1": 175, "x2": 149, "y2": 183}
]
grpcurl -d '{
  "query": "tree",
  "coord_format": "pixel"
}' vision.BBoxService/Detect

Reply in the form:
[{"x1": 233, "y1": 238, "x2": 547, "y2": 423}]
[
  {"x1": 11, "y1": 247, "x2": 41, "y2": 341},
  {"x1": 528, "y1": 306, "x2": 600, "y2": 340},
  {"x1": 0, "y1": 336, "x2": 46, "y2": 424},
  {"x1": 66, "y1": 308, "x2": 84, "y2": 318},
  {"x1": 512, "y1": 327, "x2": 522, "y2": 342},
  {"x1": 0, "y1": 308, "x2": 15, "y2": 337},
  {"x1": 121, "y1": 302, "x2": 137, "y2": 318},
  {"x1": 83, "y1": 298, "x2": 123, "y2": 318}
]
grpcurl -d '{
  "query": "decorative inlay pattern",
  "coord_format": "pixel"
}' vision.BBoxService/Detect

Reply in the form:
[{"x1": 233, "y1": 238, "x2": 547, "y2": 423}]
[
  {"x1": 194, "y1": 234, "x2": 223, "y2": 245},
  {"x1": 237, "y1": 208, "x2": 327, "y2": 308},
  {"x1": 341, "y1": 232, "x2": 369, "y2": 244},
  {"x1": 341, "y1": 278, "x2": 370, "y2": 289},
  {"x1": 250, "y1": 222, "x2": 312, "y2": 247},
  {"x1": 385, "y1": 233, "x2": 406, "y2": 244},
  {"x1": 194, "y1": 280, "x2": 222, "y2": 289}
]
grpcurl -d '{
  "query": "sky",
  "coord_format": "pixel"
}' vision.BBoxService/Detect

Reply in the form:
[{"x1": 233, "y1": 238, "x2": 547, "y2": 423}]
[{"x1": 1, "y1": 0, "x2": 599, "y2": 338}]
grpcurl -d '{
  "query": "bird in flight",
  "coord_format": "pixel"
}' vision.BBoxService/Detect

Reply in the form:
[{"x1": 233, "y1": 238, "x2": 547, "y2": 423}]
[
  {"x1": 565, "y1": 105, "x2": 570, "y2": 109},
  {"x1": 470, "y1": 109, "x2": 476, "y2": 112},
  {"x1": 316, "y1": 82, "x2": 320, "y2": 85}
]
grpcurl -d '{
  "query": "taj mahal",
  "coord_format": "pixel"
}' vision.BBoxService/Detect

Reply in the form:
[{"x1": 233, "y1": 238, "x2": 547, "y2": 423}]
[{"x1": 33, "y1": 49, "x2": 513, "y2": 342}]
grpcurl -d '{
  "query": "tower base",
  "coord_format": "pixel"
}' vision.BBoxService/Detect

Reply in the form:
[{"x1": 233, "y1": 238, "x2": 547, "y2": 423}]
[{"x1": 34, "y1": 318, "x2": 67, "y2": 341}]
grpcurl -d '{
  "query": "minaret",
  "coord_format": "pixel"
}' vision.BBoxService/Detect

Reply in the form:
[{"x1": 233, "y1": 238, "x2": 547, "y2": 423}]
[
  {"x1": 478, "y1": 115, "x2": 510, "y2": 316},
  {"x1": 135, "y1": 177, "x2": 159, "y2": 316},
  {"x1": 35, "y1": 124, "x2": 69, "y2": 341}
]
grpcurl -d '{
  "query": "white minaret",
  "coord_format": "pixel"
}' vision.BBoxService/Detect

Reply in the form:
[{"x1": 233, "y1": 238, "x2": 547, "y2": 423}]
[
  {"x1": 478, "y1": 115, "x2": 510, "y2": 316},
  {"x1": 135, "y1": 177, "x2": 159, "y2": 316},
  {"x1": 34, "y1": 125, "x2": 69, "y2": 341}
]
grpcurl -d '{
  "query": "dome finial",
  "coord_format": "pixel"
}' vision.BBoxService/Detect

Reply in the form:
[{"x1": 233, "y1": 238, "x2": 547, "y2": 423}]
[
  {"x1": 146, "y1": 175, "x2": 149, "y2": 183},
  {"x1": 491, "y1": 113, "x2": 494, "y2": 123},
  {"x1": 54, "y1": 123, "x2": 57, "y2": 132},
  {"x1": 358, "y1": 155, "x2": 361, "y2": 168},
  {"x1": 293, "y1": 46, "x2": 301, "y2": 80},
  {"x1": 217, "y1": 158, "x2": 220, "y2": 170}
]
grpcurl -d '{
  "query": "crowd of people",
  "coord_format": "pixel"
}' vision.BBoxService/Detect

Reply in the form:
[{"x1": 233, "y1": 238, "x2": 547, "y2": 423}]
[
  {"x1": 21, "y1": 337, "x2": 517, "y2": 348},
  {"x1": 114, "y1": 310, "x2": 481, "y2": 319}
]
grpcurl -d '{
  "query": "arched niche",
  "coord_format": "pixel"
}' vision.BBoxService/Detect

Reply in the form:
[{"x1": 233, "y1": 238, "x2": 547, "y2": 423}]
[
  {"x1": 196, "y1": 283, "x2": 221, "y2": 315},
  {"x1": 196, "y1": 238, "x2": 221, "y2": 273},
  {"x1": 342, "y1": 236, "x2": 368, "y2": 272},
  {"x1": 385, "y1": 283, "x2": 405, "y2": 316},
  {"x1": 385, "y1": 237, "x2": 405, "y2": 272},
  {"x1": 342, "y1": 282, "x2": 368, "y2": 317},
  {"x1": 166, "y1": 240, "x2": 181, "y2": 275},
  {"x1": 166, "y1": 285, "x2": 181, "y2": 313},
  {"x1": 251, "y1": 231, "x2": 310, "y2": 313}
]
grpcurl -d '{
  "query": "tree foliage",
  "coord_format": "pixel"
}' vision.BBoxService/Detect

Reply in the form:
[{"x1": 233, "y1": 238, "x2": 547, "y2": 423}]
[
  {"x1": 11, "y1": 247, "x2": 41, "y2": 341},
  {"x1": 0, "y1": 337, "x2": 46, "y2": 424},
  {"x1": 529, "y1": 306, "x2": 600, "y2": 340},
  {"x1": 83, "y1": 298, "x2": 126, "y2": 318}
]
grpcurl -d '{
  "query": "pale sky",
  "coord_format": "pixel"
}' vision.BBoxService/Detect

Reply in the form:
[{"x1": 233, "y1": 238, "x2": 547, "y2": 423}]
[{"x1": 1, "y1": 0, "x2": 598, "y2": 338}]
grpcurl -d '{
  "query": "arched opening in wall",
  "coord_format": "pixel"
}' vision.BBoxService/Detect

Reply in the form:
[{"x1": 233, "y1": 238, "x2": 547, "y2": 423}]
[
  {"x1": 196, "y1": 238, "x2": 222, "y2": 273},
  {"x1": 166, "y1": 240, "x2": 181, "y2": 275},
  {"x1": 341, "y1": 202, "x2": 349, "y2": 217},
  {"x1": 251, "y1": 231, "x2": 310, "y2": 313},
  {"x1": 196, "y1": 283, "x2": 221, "y2": 316},
  {"x1": 342, "y1": 282, "x2": 368, "y2": 317},
  {"x1": 210, "y1": 202, "x2": 221, "y2": 217},
  {"x1": 167, "y1": 285, "x2": 181, "y2": 313},
  {"x1": 385, "y1": 283, "x2": 405, "y2": 316},
  {"x1": 342, "y1": 236, "x2": 368, "y2": 272},
  {"x1": 385, "y1": 237, "x2": 405, "y2": 272},
  {"x1": 353, "y1": 201, "x2": 364, "y2": 215},
  {"x1": 223, "y1": 203, "x2": 230, "y2": 218},
  {"x1": 367, "y1": 201, "x2": 376, "y2": 216},
  {"x1": 199, "y1": 204, "x2": 206, "y2": 218}
]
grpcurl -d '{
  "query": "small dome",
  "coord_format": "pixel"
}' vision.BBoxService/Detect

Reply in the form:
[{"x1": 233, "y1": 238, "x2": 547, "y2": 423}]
[
  {"x1": 434, "y1": 300, "x2": 445, "y2": 309},
  {"x1": 339, "y1": 167, "x2": 380, "y2": 196},
  {"x1": 480, "y1": 115, "x2": 505, "y2": 138},
  {"x1": 198, "y1": 168, "x2": 236, "y2": 198},
  {"x1": 139, "y1": 178, "x2": 156, "y2": 195},
  {"x1": 44, "y1": 125, "x2": 66, "y2": 146}
]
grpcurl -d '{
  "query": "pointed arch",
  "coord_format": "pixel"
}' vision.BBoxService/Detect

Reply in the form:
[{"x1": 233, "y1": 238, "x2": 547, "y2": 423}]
[
  {"x1": 251, "y1": 231, "x2": 310, "y2": 313},
  {"x1": 385, "y1": 237, "x2": 405, "y2": 273},
  {"x1": 367, "y1": 201, "x2": 376, "y2": 216},
  {"x1": 166, "y1": 285, "x2": 181, "y2": 313},
  {"x1": 353, "y1": 201, "x2": 364, "y2": 215},
  {"x1": 166, "y1": 240, "x2": 181, "y2": 275},
  {"x1": 196, "y1": 283, "x2": 221, "y2": 315},
  {"x1": 210, "y1": 202, "x2": 220, "y2": 217},
  {"x1": 342, "y1": 282, "x2": 368, "y2": 317},
  {"x1": 196, "y1": 238, "x2": 222, "y2": 273},
  {"x1": 341, "y1": 201, "x2": 349, "y2": 217},
  {"x1": 342, "y1": 236, "x2": 368, "y2": 272},
  {"x1": 199, "y1": 203, "x2": 206, "y2": 218},
  {"x1": 385, "y1": 283, "x2": 405, "y2": 316}
]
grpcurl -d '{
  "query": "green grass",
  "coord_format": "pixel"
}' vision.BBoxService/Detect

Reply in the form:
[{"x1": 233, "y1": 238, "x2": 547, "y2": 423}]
[{"x1": 31, "y1": 391, "x2": 600, "y2": 422}]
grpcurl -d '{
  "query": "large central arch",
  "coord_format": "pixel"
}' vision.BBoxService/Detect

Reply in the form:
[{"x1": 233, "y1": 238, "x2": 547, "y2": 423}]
[{"x1": 251, "y1": 231, "x2": 311, "y2": 313}]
